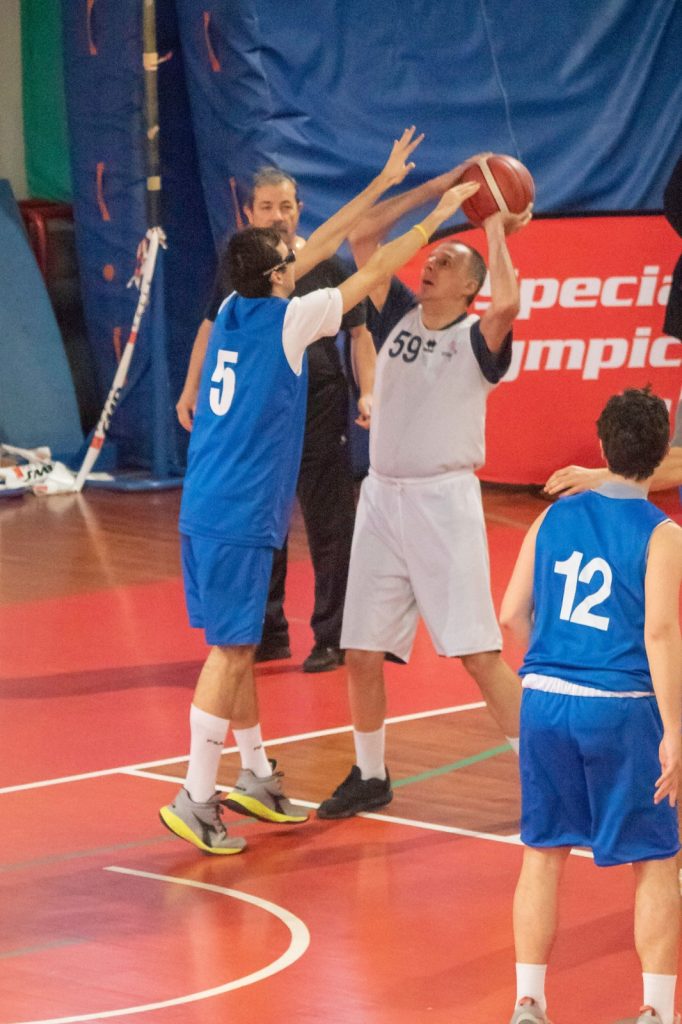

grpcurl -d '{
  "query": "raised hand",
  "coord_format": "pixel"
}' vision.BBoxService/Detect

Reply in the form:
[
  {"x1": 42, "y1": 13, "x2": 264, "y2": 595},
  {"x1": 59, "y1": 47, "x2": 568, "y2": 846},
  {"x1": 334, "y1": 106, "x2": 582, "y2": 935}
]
[
  {"x1": 432, "y1": 180, "x2": 481, "y2": 219},
  {"x1": 484, "y1": 203, "x2": 533, "y2": 235},
  {"x1": 382, "y1": 126, "x2": 425, "y2": 187}
]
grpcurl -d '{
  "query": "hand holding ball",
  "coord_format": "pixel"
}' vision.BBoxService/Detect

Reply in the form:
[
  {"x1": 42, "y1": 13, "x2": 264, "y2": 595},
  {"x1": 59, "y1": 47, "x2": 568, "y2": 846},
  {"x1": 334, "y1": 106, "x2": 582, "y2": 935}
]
[{"x1": 459, "y1": 154, "x2": 534, "y2": 227}]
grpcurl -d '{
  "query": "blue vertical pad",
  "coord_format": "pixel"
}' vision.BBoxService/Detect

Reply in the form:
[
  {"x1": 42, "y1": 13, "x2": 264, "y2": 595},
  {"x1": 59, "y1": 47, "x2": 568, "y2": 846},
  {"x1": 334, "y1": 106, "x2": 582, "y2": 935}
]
[{"x1": 0, "y1": 180, "x2": 83, "y2": 457}]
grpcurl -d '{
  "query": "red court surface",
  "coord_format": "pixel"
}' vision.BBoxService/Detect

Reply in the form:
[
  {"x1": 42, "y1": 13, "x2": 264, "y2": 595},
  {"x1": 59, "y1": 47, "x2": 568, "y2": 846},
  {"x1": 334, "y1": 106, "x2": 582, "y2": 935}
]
[{"x1": 1, "y1": 487, "x2": 680, "y2": 1024}]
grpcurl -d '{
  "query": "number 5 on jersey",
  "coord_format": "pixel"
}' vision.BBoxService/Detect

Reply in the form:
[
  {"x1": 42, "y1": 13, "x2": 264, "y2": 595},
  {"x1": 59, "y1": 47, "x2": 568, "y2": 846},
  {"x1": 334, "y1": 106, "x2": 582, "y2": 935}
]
[{"x1": 210, "y1": 349, "x2": 238, "y2": 416}]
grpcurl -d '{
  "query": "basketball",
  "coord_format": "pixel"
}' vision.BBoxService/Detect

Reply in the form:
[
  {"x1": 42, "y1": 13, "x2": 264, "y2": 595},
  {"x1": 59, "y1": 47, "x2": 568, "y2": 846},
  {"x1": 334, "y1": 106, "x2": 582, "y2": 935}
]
[{"x1": 459, "y1": 154, "x2": 534, "y2": 226}]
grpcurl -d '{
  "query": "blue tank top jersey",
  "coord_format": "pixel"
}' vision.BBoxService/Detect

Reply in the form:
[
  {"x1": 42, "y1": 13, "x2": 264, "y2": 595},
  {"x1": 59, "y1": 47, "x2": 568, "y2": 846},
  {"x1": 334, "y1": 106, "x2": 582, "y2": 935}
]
[
  {"x1": 179, "y1": 293, "x2": 308, "y2": 547},
  {"x1": 521, "y1": 487, "x2": 668, "y2": 692}
]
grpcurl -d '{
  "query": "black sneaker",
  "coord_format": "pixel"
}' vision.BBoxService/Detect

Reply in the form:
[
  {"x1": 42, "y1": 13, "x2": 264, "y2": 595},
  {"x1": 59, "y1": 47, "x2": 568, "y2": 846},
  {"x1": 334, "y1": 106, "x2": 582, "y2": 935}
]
[
  {"x1": 255, "y1": 637, "x2": 291, "y2": 662},
  {"x1": 302, "y1": 645, "x2": 344, "y2": 673},
  {"x1": 317, "y1": 765, "x2": 392, "y2": 819}
]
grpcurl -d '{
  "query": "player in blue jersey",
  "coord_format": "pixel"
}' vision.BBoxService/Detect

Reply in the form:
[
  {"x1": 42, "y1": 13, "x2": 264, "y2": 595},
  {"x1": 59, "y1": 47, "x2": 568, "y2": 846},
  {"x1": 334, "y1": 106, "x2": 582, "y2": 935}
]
[
  {"x1": 159, "y1": 128, "x2": 484, "y2": 854},
  {"x1": 500, "y1": 387, "x2": 682, "y2": 1024}
]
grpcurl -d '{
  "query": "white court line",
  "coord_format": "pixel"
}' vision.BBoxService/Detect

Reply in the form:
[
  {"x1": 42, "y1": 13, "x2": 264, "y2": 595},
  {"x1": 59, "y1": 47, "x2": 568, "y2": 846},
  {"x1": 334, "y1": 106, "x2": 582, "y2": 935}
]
[
  {"x1": 7, "y1": 866, "x2": 310, "y2": 1024},
  {"x1": 123, "y1": 768, "x2": 593, "y2": 859},
  {"x1": 0, "y1": 700, "x2": 485, "y2": 795}
]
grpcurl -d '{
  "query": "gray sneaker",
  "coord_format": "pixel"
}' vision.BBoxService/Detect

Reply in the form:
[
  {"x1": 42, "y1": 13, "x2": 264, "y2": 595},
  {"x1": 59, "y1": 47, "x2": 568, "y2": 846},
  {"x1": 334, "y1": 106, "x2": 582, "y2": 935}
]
[
  {"x1": 509, "y1": 998, "x2": 551, "y2": 1024},
  {"x1": 223, "y1": 760, "x2": 309, "y2": 824},
  {"x1": 159, "y1": 788, "x2": 246, "y2": 854},
  {"x1": 634, "y1": 1009, "x2": 681, "y2": 1024}
]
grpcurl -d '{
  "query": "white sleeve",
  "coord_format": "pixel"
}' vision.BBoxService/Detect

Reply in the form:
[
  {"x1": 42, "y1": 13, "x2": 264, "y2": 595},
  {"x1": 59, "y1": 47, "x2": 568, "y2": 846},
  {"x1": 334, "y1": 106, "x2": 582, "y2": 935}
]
[{"x1": 282, "y1": 288, "x2": 343, "y2": 374}]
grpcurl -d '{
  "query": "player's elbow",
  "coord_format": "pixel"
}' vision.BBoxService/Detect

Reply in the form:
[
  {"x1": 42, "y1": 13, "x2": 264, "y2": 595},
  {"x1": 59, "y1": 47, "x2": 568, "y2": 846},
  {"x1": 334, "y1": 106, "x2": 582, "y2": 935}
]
[
  {"x1": 499, "y1": 604, "x2": 530, "y2": 645},
  {"x1": 490, "y1": 295, "x2": 520, "y2": 322},
  {"x1": 645, "y1": 620, "x2": 680, "y2": 648}
]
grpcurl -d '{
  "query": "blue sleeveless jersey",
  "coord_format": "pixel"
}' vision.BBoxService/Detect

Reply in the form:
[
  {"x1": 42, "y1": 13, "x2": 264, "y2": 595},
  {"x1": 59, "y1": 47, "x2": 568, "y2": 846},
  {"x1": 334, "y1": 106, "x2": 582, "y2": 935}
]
[
  {"x1": 179, "y1": 294, "x2": 308, "y2": 547},
  {"x1": 521, "y1": 488, "x2": 668, "y2": 692}
]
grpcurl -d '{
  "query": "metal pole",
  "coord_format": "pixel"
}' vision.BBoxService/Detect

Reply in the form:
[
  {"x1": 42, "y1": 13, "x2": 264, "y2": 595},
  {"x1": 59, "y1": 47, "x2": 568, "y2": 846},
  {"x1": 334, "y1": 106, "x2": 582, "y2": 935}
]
[{"x1": 142, "y1": 0, "x2": 161, "y2": 229}]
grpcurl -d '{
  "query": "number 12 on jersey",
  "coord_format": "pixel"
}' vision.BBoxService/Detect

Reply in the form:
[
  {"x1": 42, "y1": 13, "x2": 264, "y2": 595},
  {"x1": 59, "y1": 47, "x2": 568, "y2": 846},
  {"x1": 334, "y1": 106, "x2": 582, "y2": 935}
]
[
  {"x1": 553, "y1": 550, "x2": 612, "y2": 632},
  {"x1": 210, "y1": 349, "x2": 239, "y2": 416}
]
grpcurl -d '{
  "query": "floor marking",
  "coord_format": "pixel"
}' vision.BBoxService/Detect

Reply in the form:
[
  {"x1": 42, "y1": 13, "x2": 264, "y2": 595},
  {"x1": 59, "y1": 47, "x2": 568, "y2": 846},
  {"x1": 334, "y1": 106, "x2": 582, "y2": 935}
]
[
  {"x1": 0, "y1": 938, "x2": 83, "y2": 960},
  {"x1": 393, "y1": 742, "x2": 511, "y2": 788},
  {"x1": 8, "y1": 866, "x2": 310, "y2": 1024},
  {"x1": 120, "y1": 770, "x2": 525, "y2": 849},
  {"x1": 0, "y1": 701, "x2": 485, "y2": 795},
  {"x1": 349, "y1": 810, "x2": 594, "y2": 859},
  {"x1": 0, "y1": 836, "x2": 176, "y2": 874}
]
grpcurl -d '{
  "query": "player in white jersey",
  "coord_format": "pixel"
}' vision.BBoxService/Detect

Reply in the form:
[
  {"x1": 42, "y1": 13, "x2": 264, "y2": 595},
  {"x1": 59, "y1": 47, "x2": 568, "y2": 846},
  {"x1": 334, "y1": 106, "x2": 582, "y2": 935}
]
[{"x1": 317, "y1": 168, "x2": 532, "y2": 820}]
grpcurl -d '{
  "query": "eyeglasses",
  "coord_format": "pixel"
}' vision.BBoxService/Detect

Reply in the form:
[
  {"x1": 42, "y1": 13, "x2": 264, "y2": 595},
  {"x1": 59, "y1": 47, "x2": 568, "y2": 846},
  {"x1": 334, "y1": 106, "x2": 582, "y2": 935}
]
[{"x1": 262, "y1": 248, "x2": 296, "y2": 276}]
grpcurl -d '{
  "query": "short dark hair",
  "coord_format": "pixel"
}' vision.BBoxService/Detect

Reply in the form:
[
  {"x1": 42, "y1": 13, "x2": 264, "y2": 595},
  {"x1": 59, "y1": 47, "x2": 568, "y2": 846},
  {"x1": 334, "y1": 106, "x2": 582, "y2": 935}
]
[
  {"x1": 248, "y1": 166, "x2": 300, "y2": 208},
  {"x1": 462, "y1": 243, "x2": 487, "y2": 303},
  {"x1": 225, "y1": 226, "x2": 283, "y2": 298},
  {"x1": 596, "y1": 386, "x2": 670, "y2": 480}
]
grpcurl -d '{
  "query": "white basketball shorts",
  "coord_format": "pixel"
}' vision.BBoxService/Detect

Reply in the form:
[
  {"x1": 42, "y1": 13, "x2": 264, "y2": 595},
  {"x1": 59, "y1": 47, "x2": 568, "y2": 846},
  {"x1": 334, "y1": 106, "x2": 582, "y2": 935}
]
[{"x1": 341, "y1": 468, "x2": 502, "y2": 661}]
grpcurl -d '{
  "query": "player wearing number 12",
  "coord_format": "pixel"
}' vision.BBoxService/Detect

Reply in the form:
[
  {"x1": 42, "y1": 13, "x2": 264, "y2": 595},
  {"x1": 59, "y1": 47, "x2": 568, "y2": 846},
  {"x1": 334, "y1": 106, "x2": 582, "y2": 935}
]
[{"x1": 500, "y1": 387, "x2": 682, "y2": 1024}]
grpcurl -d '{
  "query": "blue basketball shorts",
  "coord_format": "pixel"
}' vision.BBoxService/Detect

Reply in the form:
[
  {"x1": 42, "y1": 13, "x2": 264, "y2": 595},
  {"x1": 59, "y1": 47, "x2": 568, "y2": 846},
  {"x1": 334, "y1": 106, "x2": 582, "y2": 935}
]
[
  {"x1": 181, "y1": 534, "x2": 274, "y2": 647},
  {"x1": 519, "y1": 686, "x2": 680, "y2": 867}
]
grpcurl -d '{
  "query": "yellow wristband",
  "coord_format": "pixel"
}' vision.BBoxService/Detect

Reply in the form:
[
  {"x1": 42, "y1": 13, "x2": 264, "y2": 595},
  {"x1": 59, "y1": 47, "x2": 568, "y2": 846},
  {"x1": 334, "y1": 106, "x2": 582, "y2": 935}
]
[{"x1": 412, "y1": 222, "x2": 429, "y2": 246}]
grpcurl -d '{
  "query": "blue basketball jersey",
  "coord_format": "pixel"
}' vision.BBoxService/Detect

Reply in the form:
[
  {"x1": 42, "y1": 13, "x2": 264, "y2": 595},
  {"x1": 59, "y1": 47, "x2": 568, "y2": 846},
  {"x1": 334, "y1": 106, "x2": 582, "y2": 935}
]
[
  {"x1": 179, "y1": 293, "x2": 308, "y2": 547},
  {"x1": 521, "y1": 485, "x2": 668, "y2": 692}
]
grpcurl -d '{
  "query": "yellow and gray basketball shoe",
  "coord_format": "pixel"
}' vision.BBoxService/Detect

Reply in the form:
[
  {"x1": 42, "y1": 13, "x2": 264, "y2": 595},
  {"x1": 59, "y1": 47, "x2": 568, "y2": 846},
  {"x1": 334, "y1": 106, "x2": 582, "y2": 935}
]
[
  {"x1": 223, "y1": 760, "x2": 309, "y2": 824},
  {"x1": 159, "y1": 788, "x2": 246, "y2": 854},
  {"x1": 509, "y1": 998, "x2": 552, "y2": 1024}
]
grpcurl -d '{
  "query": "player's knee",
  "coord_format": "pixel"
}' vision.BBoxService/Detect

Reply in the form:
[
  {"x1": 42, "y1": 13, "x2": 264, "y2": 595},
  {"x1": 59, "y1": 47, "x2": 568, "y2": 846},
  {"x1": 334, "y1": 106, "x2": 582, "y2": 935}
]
[
  {"x1": 346, "y1": 648, "x2": 384, "y2": 682},
  {"x1": 460, "y1": 650, "x2": 498, "y2": 683}
]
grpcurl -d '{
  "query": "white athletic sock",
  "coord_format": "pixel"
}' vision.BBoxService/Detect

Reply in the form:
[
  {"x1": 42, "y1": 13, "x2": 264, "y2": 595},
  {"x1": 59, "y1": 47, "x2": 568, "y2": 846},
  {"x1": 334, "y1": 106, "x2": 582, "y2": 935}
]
[
  {"x1": 506, "y1": 736, "x2": 520, "y2": 755},
  {"x1": 515, "y1": 963, "x2": 547, "y2": 1012},
  {"x1": 185, "y1": 704, "x2": 229, "y2": 803},
  {"x1": 354, "y1": 727, "x2": 386, "y2": 781},
  {"x1": 642, "y1": 973, "x2": 677, "y2": 1024},
  {"x1": 233, "y1": 724, "x2": 271, "y2": 778}
]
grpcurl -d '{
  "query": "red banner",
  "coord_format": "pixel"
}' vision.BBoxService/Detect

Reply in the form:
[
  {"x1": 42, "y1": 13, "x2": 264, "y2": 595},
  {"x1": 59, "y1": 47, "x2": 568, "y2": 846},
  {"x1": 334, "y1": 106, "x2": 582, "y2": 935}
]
[{"x1": 399, "y1": 215, "x2": 681, "y2": 484}]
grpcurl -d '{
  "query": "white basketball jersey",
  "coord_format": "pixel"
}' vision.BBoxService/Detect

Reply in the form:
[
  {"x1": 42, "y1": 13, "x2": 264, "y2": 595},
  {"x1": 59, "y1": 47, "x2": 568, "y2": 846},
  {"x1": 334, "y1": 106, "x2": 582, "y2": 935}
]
[{"x1": 370, "y1": 309, "x2": 498, "y2": 478}]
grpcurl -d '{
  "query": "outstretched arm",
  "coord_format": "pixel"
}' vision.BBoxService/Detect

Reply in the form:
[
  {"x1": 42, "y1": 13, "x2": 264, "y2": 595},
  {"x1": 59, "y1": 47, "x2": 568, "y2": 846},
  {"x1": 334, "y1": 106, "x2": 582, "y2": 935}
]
[
  {"x1": 347, "y1": 159, "x2": 481, "y2": 268},
  {"x1": 336, "y1": 181, "x2": 481, "y2": 315},
  {"x1": 478, "y1": 206, "x2": 532, "y2": 353},
  {"x1": 544, "y1": 446, "x2": 682, "y2": 496},
  {"x1": 294, "y1": 127, "x2": 424, "y2": 281}
]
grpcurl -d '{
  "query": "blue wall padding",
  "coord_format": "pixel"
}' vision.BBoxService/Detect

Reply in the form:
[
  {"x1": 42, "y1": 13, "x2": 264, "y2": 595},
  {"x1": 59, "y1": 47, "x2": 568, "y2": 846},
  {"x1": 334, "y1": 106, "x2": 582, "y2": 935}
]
[
  {"x1": 60, "y1": 0, "x2": 682, "y2": 472},
  {"x1": 0, "y1": 180, "x2": 83, "y2": 456},
  {"x1": 180, "y1": 0, "x2": 682, "y2": 243},
  {"x1": 61, "y1": 0, "x2": 215, "y2": 470}
]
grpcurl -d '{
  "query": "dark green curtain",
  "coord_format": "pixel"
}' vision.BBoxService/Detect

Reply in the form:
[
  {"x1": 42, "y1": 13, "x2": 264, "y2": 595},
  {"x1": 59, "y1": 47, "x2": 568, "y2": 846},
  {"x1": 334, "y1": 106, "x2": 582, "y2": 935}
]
[{"x1": 21, "y1": 0, "x2": 71, "y2": 200}]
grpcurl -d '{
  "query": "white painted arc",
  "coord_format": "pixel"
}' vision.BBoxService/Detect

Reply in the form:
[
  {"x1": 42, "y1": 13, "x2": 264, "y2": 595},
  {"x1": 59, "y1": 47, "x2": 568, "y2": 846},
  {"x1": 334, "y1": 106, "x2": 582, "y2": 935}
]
[
  {"x1": 8, "y1": 867, "x2": 310, "y2": 1024},
  {"x1": 475, "y1": 156, "x2": 510, "y2": 214}
]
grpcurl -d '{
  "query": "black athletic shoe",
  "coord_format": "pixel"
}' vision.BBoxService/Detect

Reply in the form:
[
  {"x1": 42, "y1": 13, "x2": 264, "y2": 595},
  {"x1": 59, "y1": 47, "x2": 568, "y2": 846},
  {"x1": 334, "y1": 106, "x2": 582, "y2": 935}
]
[
  {"x1": 255, "y1": 638, "x2": 291, "y2": 662},
  {"x1": 302, "y1": 645, "x2": 344, "y2": 673},
  {"x1": 317, "y1": 765, "x2": 392, "y2": 819}
]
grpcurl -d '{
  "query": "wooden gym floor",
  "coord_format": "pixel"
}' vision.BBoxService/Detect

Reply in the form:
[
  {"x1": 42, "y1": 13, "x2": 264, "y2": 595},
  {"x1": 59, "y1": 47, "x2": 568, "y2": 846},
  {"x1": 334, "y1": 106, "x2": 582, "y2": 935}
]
[{"x1": 1, "y1": 483, "x2": 680, "y2": 1024}]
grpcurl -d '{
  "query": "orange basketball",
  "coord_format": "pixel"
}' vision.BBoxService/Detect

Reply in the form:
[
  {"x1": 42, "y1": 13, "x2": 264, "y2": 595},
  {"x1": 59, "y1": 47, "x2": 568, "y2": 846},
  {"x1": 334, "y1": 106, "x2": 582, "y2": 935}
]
[{"x1": 459, "y1": 154, "x2": 534, "y2": 227}]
